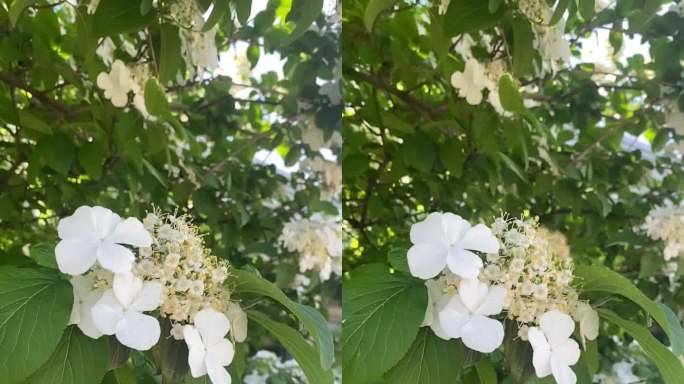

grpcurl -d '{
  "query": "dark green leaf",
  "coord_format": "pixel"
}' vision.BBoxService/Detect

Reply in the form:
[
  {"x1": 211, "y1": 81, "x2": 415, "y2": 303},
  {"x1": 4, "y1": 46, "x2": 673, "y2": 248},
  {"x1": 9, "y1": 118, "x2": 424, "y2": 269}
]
[
  {"x1": 444, "y1": 0, "x2": 502, "y2": 37},
  {"x1": 204, "y1": 0, "x2": 230, "y2": 31},
  {"x1": 29, "y1": 243, "x2": 58, "y2": 269},
  {"x1": 286, "y1": 0, "x2": 324, "y2": 43},
  {"x1": 387, "y1": 247, "x2": 409, "y2": 273},
  {"x1": 144, "y1": 78, "x2": 171, "y2": 118},
  {"x1": 235, "y1": 0, "x2": 252, "y2": 25},
  {"x1": 364, "y1": 0, "x2": 397, "y2": 31},
  {"x1": 159, "y1": 24, "x2": 182, "y2": 84}
]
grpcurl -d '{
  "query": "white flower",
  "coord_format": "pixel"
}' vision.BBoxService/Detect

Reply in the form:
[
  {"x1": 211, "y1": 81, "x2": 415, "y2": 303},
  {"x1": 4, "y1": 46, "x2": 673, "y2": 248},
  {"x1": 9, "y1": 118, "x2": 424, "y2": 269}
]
[
  {"x1": 55, "y1": 206, "x2": 152, "y2": 275},
  {"x1": 575, "y1": 302, "x2": 599, "y2": 345},
  {"x1": 226, "y1": 302, "x2": 248, "y2": 342},
  {"x1": 69, "y1": 275, "x2": 104, "y2": 339},
  {"x1": 437, "y1": 278, "x2": 506, "y2": 353},
  {"x1": 87, "y1": 0, "x2": 101, "y2": 14},
  {"x1": 450, "y1": 58, "x2": 488, "y2": 105},
  {"x1": 438, "y1": 0, "x2": 450, "y2": 14},
  {"x1": 407, "y1": 212, "x2": 499, "y2": 280},
  {"x1": 91, "y1": 273, "x2": 162, "y2": 350},
  {"x1": 96, "y1": 60, "x2": 134, "y2": 108},
  {"x1": 528, "y1": 310, "x2": 581, "y2": 384},
  {"x1": 184, "y1": 308, "x2": 235, "y2": 384},
  {"x1": 96, "y1": 37, "x2": 116, "y2": 65}
]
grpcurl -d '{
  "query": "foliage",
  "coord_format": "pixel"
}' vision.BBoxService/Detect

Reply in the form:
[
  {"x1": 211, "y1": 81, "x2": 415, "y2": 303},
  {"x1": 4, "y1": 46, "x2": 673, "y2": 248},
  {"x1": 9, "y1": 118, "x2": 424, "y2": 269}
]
[
  {"x1": 0, "y1": 0, "x2": 341, "y2": 382},
  {"x1": 342, "y1": 0, "x2": 684, "y2": 382}
]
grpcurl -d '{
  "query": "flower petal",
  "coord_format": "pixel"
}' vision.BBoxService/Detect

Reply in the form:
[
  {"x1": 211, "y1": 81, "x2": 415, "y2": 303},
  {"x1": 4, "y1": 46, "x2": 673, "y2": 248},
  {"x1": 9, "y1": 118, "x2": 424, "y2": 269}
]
[
  {"x1": 460, "y1": 224, "x2": 499, "y2": 253},
  {"x1": 90, "y1": 206, "x2": 122, "y2": 239},
  {"x1": 461, "y1": 315, "x2": 504, "y2": 353},
  {"x1": 56, "y1": 238, "x2": 98, "y2": 276},
  {"x1": 407, "y1": 243, "x2": 447, "y2": 280},
  {"x1": 528, "y1": 327, "x2": 552, "y2": 378},
  {"x1": 183, "y1": 325, "x2": 205, "y2": 350},
  {"x1": 441, "y1": 213, "x2": 471, "y2": 243},
  {"x1": 208, "y1": 339, "x2": 235, "y2": 367},
  {"x1": 116, "y1": 311, "x2": 160, "y2": 351},
  {"x1": 187, "y1": 345, "x2": 207, "y2": 378},
  {"x1": 226, "y1": 302, "x2": 248, "y2": 343},
  {"x1": 550, "y1": 357, "x2": 577, "y2": 384},
  {"x1": 457, "y1": 278, "x2": 488, "y2": 313},
  {"x1": 58, "y1": 206, "x2": 99, "y2": 240},
  {"x1": 446, "y1": 248, "x2": 483, "y2": 279},
  {"x1": 96, "y1": 73, "x2": 112, "y2": 90},
  {"x1": 91, "y1": 290, "x2": 124, "y2": 335},
  {"x1": 410, "y1": 212, "x2": 447, "y2": 245},
  {"x1": 474, "y1": 286, "x2": 506, "y2": 316},
  {"x1": 97, "y1": 242, "x2": 135, "y2": 274},
  {"x1": 576, "y1": 302, "x2": 599, "y2": 342},
  {"x1": 206, "y1": 354, "x2": 232, "y2": 384},
  {"x1": 539, "y1": 310, "x2": 575, "y2": 347},
  {"x1": 194, "y1": 308, "x2": 231, "y2": 345},
  {"x1": 107, "y1": 217, "x2": 152, "y2": 247},
  {"x1": 113, "y1": 273, "x2": 143, "y2": 308},
  {"x1": 77, "y1": 289, "x2": 104, "y2": 339},
  {"x1": 552, "y1": 339, "x2": 581, "y2": 366},
  {"x1": 131, "y1": 281, "x2": 162, "y2": 312},
  {"x1": 437, "y1": 295, "x2": 471, "y2": 339}
]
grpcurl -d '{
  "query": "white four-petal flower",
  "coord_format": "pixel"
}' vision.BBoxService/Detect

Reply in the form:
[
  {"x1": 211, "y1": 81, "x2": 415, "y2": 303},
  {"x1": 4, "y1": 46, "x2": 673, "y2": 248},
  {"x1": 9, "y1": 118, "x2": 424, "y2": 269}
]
[
  {"x1": 69, "y1": 275, "x2": 104, "y2": 339},
  {"x1": 407, "y1": 212, "x2": 499, "y2": 279},
  {"x1": 450, "y1": 58, "x2": 488, "y2": 105},
  {"x1": 528, "y1": 310, "x2": 581, "y2": 384},
  {"x1": 437, "y1": 278, "x2": 506, "y2": 353},
  {"x1": 421, "y1": 278, "x2": 451, "y2": 340},
  {"x1": 91, "y1": 273, "x2": 162, "y2": 351},
  {"x1": 55, "y1": 205, "x2": 152, "y2": 275},
  {"x1": 184, "y1": 308, "x2": 236, "y2": 384},
  {"x1": 96, "y1": 60, "x2": 134, "y2": 108}
]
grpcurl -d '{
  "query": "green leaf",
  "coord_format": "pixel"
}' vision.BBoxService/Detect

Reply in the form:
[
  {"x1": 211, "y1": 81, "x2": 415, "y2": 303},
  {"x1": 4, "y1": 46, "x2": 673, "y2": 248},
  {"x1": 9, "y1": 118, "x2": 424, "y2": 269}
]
[
  {"x1": 152, "y1": 319, "x2": 189, "y2": 383},
  {"x1": 658, "y1": 303, "x2": 684, "y2": 356},
  {"x1": 143, "y1": 159, "x2": 168, "y2": 188},
  {"x1": 503, "y1": 321, "x2": 535, "y2": 381},
  {"x1": 144, "y1": 79, "x2": 171, "y2": 118},
  {"x1": 511, "y1": 16, "x2": 535, "y2": 77},
  {"x1": 475, "y1": 359, "x2": 498, "y2": 384},
  {"x1": 444, "y1": 0, "x2": 502, "y2": 37},
  {"x1": 27, "y1": 326, "x2": 109, "y2": 384},
  {"x1": 235, "y1": 0, "x2": 252, "y2": 25},
  {"x1": 342, "y1": 263, "x2": 428, "y2": 383},
  {"x1": 498, "y1": 74, "x2": 525, "y2": 112},
  {"x1": 599, "y1": 309, "x2": 684, "y2": 384},
  {"x1": 550, "y1": 0, "x2": 571, "y2": 25},
  {"x1": 575, "y1": 265, "x2": 673, "y2": 341},
  {"x1": 364, "y1": 0, "x2": 397, "y2": 32},
  {"x1": 286, "y1": 0, "x2": 324, "y2": 43},
  {"x1": 232, "y1": 269, "x2": 334, "y2": 370},
  {"x1": 387, "y1": 247, "x2": 409, "y2": 273},
  {"x1": 204, "y1": 0, "x2": 230, "y2": 31},
  {"x1": 93, "y1": 0, "x2": 155, "y2": 37},
  {"x1": 439, "y1": 140, "x2": 466, "y2": 177},
  {"x1": 499, "y1": 152, "x2": 529, "y2": 184},
  {"x1": 29, "y1": 243, "x2": 58, "y2": 269},
  {"x1": 385, "y1": 328, "x2": 464, "y2": 384},
  {"x1": 9, "y1": 0, "x2": 38, "y2": 27},
  {"x1": 0, "y1": 267, "x2": 73, "y2": 384},
  {"x1": 579, "y1": 0, "x2": 594, "y2": 20},
  {"x1": 78, "y1": 139, "x2": 108, "y2": 180},
  {"x1": 247, "y1": 310, "x2": 334, "y2": 384},
  {"x1": 18, "y1": 110, "x2": 52, "y2": 134},
  {"x1": 159, "y1": 24, "x2": 182, "y2": 84},
  {"x1": 140, "y1": 0, "x2": 153, "y2": 15}
]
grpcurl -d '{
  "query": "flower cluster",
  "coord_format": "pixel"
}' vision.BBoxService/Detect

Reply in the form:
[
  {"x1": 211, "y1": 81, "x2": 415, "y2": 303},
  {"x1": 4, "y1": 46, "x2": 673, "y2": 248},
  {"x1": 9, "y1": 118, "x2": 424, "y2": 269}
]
[
  {"x1": 642, "y1": 203, "x2": 684, "y2": 276},
  {"x1": 301, "y1": 157, "x2": 342, "y2": 199},
  {"x1": 96, "y1": 60, "x2": 154, "y2": 118},
  {"x1": 450, "y1": 58, "x2": 508, "y2": 115},
  {"x1": 54, "y1": 206, "x2": 244, "y2": 384},
  {"x1": 406, "y1": 212, "x2": 598, "y2": 384},
  {"x1": 481, "y1": 217, "x2": 579, "y2": 326},
  {"x1": 243, "y1": 350, "x2": 307, "y2": 384},
  {"x1": 279, "y1": 214, "x2": 343, "y2": 281}
]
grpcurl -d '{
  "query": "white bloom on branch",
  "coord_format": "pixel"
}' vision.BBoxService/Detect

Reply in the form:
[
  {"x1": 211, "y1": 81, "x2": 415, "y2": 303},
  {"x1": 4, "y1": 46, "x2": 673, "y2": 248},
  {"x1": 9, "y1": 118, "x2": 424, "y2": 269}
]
[
  {"x1": 184, "y1": 308, "x2": 236, "y2": 384},
  {"x1": 91, "y1": 273, "x2": 162, "y2": 351},
  {"x1": 69, "y1": 274, "x2": 104, "y2": 339},
  {"x1": 96, "y1": 60, "x2": 134, "y2": 108},
  {"x1": 55, "y1": 205, "x2": 152, "y2": 275},
  {"x1": 450, "y1": 58, "x2": 488, "y2": 105},
  {"x1": 279, "y1": 215, "x2": 342, "y2": 281},
  {"x1": 528, "y1": 310, "x2": 581, "y2": 384},
  {"x1": 437, "y1": 278, "x2": 506, "y2": 353},
  {"x1": 407, "y1": 212, "x2": 499, "y2": 280},
  {"x1": 96, "y1": 37, "x2": 116, "y2": 65}
]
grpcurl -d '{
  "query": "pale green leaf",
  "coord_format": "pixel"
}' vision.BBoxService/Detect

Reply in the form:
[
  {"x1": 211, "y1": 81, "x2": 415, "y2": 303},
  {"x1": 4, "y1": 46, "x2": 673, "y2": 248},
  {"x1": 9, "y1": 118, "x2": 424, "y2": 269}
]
[{"x1": 364, "y1": 0, "x2": 397, "y2": 32}]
